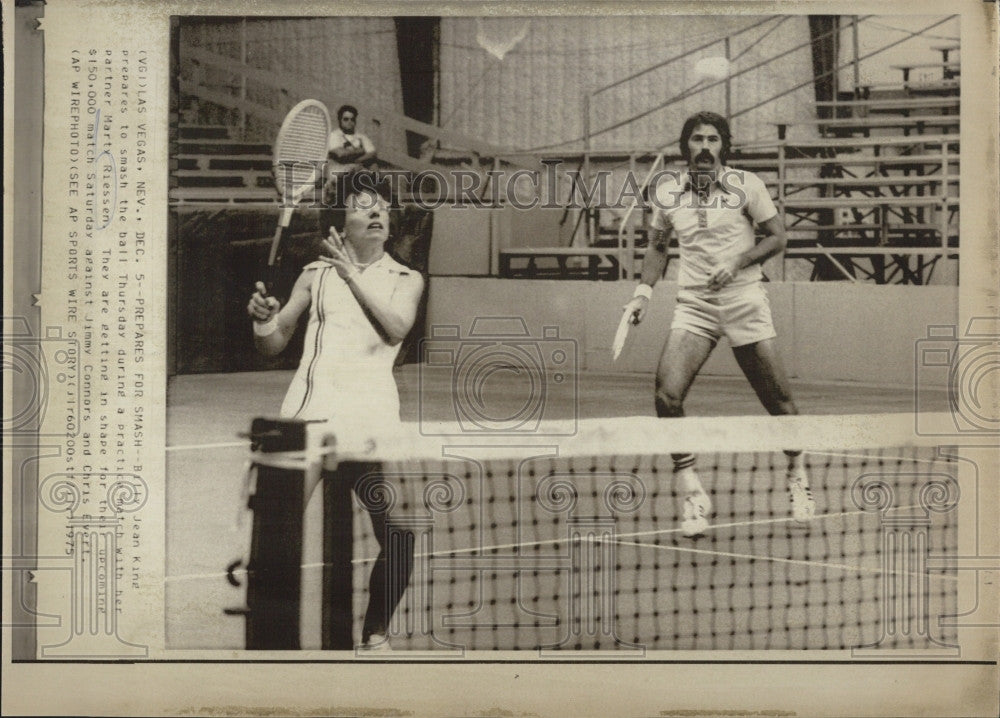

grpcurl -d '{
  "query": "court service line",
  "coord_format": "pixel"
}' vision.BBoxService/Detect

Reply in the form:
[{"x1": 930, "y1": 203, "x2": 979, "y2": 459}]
[
  {"x1": 809, "y1": 449, "x2": 948, "y2": 466},
  {"x1": 164, "y1": 444, "x2": 950, "y2": 467},
  {"x1": 166, "y1": 441, "x2": 249, "y2": 452},
  {"x1": 350, "y1": 503, "x2": 924, "y2": 565},
  {"x1": 614, "y1": 538, "x2": 959, "y2": 584},
  {"x1": 165, "y1": 504, "x2": 953, "y2": 585}
]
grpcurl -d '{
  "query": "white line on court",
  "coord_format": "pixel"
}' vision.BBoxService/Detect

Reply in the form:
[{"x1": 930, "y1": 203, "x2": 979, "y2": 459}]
[
  {"x1": 164, "y1": 444, "x2": 953, "y2": 469},
  {"x1": 165, "y1": 504, "x2": 956, "y2": 584},
  {"x1": 809, "y1": 449, "x2": 949, "y2": 466},
  {"x1": 166, "y1": 441, "x2": 248, "y2": 452},
  {"x1": 614, "y1": 538, "x2": 958, "y2": 584}
]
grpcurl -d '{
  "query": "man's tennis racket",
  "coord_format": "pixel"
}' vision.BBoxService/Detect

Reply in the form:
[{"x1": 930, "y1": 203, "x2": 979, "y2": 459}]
[
  {"x1": 611, "y1": 309, "x2": 632, "y2": 362},
  {"x1": 268, "y1": 99, "x2": 332, "y2": 270}
]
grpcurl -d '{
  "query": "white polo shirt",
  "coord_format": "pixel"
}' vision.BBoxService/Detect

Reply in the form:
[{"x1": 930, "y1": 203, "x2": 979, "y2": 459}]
[
  {"x1": 649, "y1": 167, "x2": 777, "y2": 289},
  {"x1": 280, "y1": 254, "x2": 411, "y2": 432}
]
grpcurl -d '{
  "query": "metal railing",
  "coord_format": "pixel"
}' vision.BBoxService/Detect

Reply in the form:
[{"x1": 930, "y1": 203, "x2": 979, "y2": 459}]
[
  {"x1": 177, "y1": 20, "x2": 960, "y2": 283},
  {"x1": 593, "y1": 15, "x2": 959, "y2": 280}
]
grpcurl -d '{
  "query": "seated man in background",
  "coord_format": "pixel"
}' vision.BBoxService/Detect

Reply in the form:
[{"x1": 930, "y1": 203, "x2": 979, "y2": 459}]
[
  {"x1": 319, "y1": 104, "x2": 378, "y2": 236},
  {"x1": 324, "y1": 105, "x2": 377, "y2": 200}
]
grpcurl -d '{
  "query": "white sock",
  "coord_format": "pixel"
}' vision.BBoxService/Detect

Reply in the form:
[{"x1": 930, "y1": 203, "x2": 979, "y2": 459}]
[{"x1": 676, "y1": 466, "x2": 703, "y2": 494}]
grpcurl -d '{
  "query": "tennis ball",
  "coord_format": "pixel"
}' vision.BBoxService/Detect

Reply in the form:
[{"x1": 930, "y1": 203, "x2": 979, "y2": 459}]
[{"x1": 693, "y1": 57, "x2": 731, "y2": 82}]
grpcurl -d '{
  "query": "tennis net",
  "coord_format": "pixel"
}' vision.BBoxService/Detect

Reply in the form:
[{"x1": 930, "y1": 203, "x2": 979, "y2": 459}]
[{"x1": 239, "y1": 417, "x2": 959, "y2": 653}]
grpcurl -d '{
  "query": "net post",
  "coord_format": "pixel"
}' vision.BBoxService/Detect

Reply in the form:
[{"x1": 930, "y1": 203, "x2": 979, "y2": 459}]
[
  {"x1": 321, "y1": 458, "x2": 356, "y2": 650},
  {"x1": 239, "y1": 418, "x2": 308, "y2": 650}
]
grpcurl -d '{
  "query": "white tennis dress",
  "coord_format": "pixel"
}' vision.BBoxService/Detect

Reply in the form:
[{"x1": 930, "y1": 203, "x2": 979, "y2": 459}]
[{"x1": 279, "y1": 255, "x2": 413, "y2": 438}]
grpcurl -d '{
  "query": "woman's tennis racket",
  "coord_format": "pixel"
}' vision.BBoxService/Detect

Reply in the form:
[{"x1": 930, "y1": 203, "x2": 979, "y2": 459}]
[{"x1": 268, "y1": 99, "x2": 332, "y2": 270}]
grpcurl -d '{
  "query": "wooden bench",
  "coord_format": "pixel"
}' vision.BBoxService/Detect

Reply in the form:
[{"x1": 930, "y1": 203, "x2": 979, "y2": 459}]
[
  {"x1": 930, "y1": 44, "x2": 960, "y2": 65},
  {"x1": 771, "y1": 155, "x2": 959, "y2": 170},
  {"x1": 774, "y1": 115, "x2": 959, "y2": 140},
  {"x1": 177, "y1": 139, "x2": 273, "y2": 155},
  {"x1": 498, "y1": 247, "x2": 623, "y2": 280},
  {"x1": 813, "y1": 97, "x2": 958, "y2": 110},
  {"x1": 173, "y1": 168, "x2": 274, "y2": 189},
  {"x1": 780, "y1": 196, "x2": 957, "y2": 209},
  {"x1": 178, "y1": 124, "x2": 233, "y2": 140},
  {"x1": 784, "y1": 223, "x2": 956, "y2": 248},
  {"x1": 176, "y1": 153, "x2": 273, "y2": 172},
  {"x1": 786, "y1": 222, "x2": 942, "y2": 232},
  {"x1": 854, "y1": 79, "x2": 960, "y2": 97},
  {"x1": 777, "y1": 176, "x2": 957, "y2": 189},
  {"x1": 773, "y1": 133, "x2": 958, "y2": 151},
  {"x1": 169, "y1": 186, "x2": 305, "y2": 207},
  {"x1": 893, "y1": 62, "x2": 960, "y2": 82},
  {"x1": 813, "y1": 97, "x2": 959, "y2": 116},
  {"x1": 495, "y1": 245, "x2": 956, "y2": 283},
  {"x1": 784, "y1": 245, "x2": 957, "y2": 257}
]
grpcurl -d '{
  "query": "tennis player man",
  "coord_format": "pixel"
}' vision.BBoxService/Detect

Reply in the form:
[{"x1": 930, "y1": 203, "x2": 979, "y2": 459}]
[
  {"x1": 623, "y1": 111, "x2": 815, "y2": 537},
  {"x1": 247, "y1": 185, "x2": 424, "y2": 648}
]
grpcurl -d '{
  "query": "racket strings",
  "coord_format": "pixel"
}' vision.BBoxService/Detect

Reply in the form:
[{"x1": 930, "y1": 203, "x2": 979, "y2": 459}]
[{"x1": 275, "y1": 105, "x2": 330, "y2": 194}]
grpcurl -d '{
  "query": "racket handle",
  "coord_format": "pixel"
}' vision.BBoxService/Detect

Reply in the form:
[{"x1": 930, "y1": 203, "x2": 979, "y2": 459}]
[
  {"x1": 267, "y1": 223, "x2": 284, "y2": 268},
  {"x1": 268, "y1": 207, "x2": 294, "y2": 265},
  {"x1": 265, "y1": 223, "x2": 284, "y2": 293},
  {"x1": 264, "y1": 263, "x2": 280, "y2": 293}
]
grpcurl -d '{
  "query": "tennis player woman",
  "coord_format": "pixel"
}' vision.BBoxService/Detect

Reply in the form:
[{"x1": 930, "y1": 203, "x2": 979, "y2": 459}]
[{"x1": 247, "y1": 184, "x2": 424, "y2": 649}]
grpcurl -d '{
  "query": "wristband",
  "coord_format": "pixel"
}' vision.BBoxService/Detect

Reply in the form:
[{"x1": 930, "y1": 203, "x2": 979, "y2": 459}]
[
  {"x1": 253, "y1": 316, "x2": 279, "y2": 337},
  {"x1": 632, "y1": 284, "x2": 653, "y2": 300}
]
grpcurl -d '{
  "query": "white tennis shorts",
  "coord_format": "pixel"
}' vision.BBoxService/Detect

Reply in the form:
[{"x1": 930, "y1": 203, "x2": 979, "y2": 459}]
[{"x1": 671, "y1": 282, "x2": 777, "y2": 348}]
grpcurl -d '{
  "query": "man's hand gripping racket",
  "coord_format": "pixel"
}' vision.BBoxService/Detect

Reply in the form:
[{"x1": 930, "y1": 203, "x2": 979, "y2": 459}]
[{"x1": 612, "y1": 284, "x2": 652, "y2": 362}]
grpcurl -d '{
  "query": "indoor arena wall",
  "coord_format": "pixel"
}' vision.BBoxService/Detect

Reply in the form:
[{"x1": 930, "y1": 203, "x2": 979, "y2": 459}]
[
  {"x1": 178, "y1": 17, "x2": 405, "y2": 148},
  {"x1": 426, "y1": 277, "x2": 957, "y2": 387},
  {"x1": 438, "y1": 15, "x2": 820, "y2": 153}
]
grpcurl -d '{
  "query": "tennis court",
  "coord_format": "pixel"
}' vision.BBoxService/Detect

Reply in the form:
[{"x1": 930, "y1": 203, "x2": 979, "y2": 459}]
[
  {"x1": 165, "y1": 367, "x2": 956, "y2": 652},
  {"x1": 164, "y1": 12, "x2": 967, "y2": 654}
]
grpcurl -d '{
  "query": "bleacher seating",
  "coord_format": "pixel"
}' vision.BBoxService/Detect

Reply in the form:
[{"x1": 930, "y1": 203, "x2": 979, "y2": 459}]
[
  {"x1": 171, "y1": 124, "x2": 278, "y2": 207},
  {"x1": 173, "y1": 28, "x2": 961, "y2": 286},
  {"x1": 773, "y1": 115, "x2": 959, "y2": 139}
]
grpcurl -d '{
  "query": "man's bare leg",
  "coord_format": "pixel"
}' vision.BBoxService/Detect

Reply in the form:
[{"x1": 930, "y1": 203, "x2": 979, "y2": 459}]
[
  {"x1": 655, "y1": 329, "x2": 716, "y2": 536},
  {"x1": 732, "y1": 339, "x2": 816, "y2": 521}
]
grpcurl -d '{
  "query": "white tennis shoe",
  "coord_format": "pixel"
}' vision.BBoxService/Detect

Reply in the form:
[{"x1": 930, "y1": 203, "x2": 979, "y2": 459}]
[
  {"x1": 681, "y1": 489, "x2": 712, "y2": 537},
  {"x1": 358, "y1": 633, "x2": 392, "y2": 652},
  {"x1": 787, "y1": 470, "x2": 816, "y2": 523}
]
